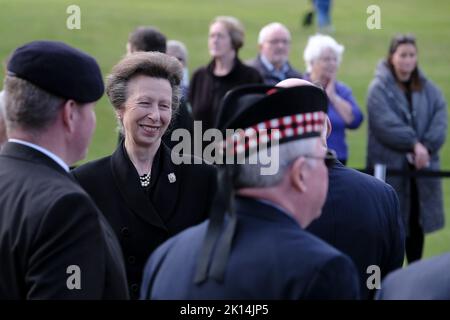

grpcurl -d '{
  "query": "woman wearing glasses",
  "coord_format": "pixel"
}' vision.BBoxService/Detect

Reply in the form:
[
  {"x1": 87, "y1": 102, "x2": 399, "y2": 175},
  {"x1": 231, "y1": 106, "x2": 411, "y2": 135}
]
[
  {"x1": 189, "y1": 16, "x2": 262, "y2": 131},
  {"x1": 367, "y1": 34, "x2": 447, "y2": 263}
]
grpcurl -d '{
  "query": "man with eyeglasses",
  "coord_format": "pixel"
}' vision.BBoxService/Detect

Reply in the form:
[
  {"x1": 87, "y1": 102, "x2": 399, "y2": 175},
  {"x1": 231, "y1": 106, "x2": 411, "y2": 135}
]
[
  {"x1": 140, "y1": 81, "x2": 360, "y2": 300},
  {"x1": 247, "y1": 22, "x2": 302, "y2": 85},
  {"x1": 276, "y1": 78, "x2": 406, "y2": 300}
]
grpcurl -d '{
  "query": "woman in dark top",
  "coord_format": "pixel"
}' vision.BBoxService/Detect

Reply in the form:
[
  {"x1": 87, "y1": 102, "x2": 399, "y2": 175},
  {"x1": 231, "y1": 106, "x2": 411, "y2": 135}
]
[
  {"x1": 189, "y1": 16, "x2": 262, "y2": 130},
  {"x1": 367, "y1": 34, "x2": 447, "y2": 263},
  {"x1": 72, "y1": 52, "x2": 217, "y2": 299}
]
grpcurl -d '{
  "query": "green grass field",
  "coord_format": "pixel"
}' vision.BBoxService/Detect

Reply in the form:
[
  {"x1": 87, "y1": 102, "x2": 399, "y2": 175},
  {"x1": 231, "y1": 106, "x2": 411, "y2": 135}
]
[{"x1": 1, "y1": 0, "x2": 449, "y2": 258}]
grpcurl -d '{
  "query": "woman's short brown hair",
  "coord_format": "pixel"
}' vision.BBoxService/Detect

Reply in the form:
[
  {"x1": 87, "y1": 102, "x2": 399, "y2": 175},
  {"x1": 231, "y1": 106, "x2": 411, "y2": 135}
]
[
  {"x1": 106, "y1": 51, "x2": 183, "y2": 111},
  {"x1": 210, "y1": 16, "x2": 245, "y2": 52}
]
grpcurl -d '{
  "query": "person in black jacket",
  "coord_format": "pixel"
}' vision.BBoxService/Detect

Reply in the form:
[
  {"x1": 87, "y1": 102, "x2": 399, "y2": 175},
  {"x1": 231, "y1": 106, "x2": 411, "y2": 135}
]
[
  {"x1": 306, "y1": 118, "x2": 405, "y2": 299},
  {"x1": 0, "y1": 40, "x2": 129, "y2": 299},
  {"x1": 72, "y1": 52, "x2": 217, "y2": 299},
  {"x1": 189, "y1": 16, "x2": 262, "y2": 131}
]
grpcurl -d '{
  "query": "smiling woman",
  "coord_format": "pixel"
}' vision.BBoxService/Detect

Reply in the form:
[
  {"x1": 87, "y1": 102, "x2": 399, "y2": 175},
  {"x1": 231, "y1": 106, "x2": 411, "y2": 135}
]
[
  {"x1": 72, "y1": 51, "x2": 217, "y2": 299},
  {"x1": 120, "y1": 76, "x2": 172, "y2": 156}
]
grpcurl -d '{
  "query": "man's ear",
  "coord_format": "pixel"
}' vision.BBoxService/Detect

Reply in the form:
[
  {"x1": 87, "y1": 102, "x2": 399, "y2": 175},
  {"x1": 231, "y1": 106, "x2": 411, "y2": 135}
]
[
  {"x1": 320, "y1": 117, "x2": 332, "y2": 146},
  {"x1": 290, "y1": 156, "x2": 307, "y2": 193},
  {"x1": 326, "y1": 117, "x2": 332, "y2": 138},
  {"x1": 258, "y1": 43, "x2": 263, "y2": 52},
  {"x1": 61, "y1": 99, "x2": 78, "y2": 134}
]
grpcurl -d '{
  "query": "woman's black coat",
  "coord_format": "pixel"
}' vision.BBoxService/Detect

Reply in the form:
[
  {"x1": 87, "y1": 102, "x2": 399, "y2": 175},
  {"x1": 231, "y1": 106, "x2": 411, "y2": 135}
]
[{"x1": 72, "y1": 142, "x2": 217, "y2": 299}]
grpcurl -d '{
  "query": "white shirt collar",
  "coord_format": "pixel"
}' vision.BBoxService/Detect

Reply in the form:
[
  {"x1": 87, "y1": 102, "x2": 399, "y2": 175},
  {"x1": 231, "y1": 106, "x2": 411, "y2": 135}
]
[{"x1": 8, "y1": 139, "x2": 70, "y2": 172}]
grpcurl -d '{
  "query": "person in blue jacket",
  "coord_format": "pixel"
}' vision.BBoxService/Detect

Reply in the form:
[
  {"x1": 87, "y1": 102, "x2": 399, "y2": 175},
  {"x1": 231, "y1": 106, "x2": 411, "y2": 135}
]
[
  {"x1": 140, "y1": 81, "x2": 360, "y2": 300},
  {"x1": 303, "y1": 34, "x2": 363, "y2": 164}
]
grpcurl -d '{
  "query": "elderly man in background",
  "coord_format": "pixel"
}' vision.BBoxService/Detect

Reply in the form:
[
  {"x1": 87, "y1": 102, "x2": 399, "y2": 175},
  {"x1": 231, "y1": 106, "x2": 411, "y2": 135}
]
[
  {"x1": 165, "y1": 39, "x2": 194, "y2": 149},
  {"x1": 167, "y1": 39, "x2": 190, "y2": 98},
  {"x1": 247, "y1": 22, "x2": 302, "y2": 85}
]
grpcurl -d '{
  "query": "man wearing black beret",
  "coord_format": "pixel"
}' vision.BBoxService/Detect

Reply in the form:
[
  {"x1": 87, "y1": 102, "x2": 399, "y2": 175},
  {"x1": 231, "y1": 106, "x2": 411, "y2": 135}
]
[
  {"x1": 0, "y1": 40, "x2": 129, "y2": 299},
  {"x1": 140, "y1": 81, "x2": 360, "y2": 299}
]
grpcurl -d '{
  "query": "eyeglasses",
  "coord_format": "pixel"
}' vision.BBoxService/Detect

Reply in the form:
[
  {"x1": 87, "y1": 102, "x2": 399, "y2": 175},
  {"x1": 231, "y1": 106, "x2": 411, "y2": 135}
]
[
  {"x1": 318, "y1": 55, "x2": 338, "y2": 63},
  {"x1": 303, "y1": 149, "x2": 337, "y2": 168},
  {"x1": 267, "y1": 39, "x2": 291, "y2": 46}
]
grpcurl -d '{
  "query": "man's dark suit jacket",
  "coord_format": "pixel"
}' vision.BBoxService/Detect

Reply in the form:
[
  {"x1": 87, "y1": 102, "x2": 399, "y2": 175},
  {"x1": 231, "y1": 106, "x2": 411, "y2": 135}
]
[
  {"x1": 0, "y1": 142, "x2": 129, "y2": 299},
  {"x1": 307, "y1": 161, "x2": 405, "y2": 299},
  {"x1": 141, "y1": 196, "x2": 360, "y2": 300},
  {"x1": 72, "y1": 142, "x2": 217, "y2": 299},
  {"x1": 246, "y1": 55, "x2": 302, "y2": 85}
]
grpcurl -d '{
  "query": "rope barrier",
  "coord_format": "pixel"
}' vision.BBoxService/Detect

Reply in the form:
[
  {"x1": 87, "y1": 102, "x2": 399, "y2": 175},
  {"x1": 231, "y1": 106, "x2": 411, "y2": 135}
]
[{"x1": 356, "y1": 168, "x2": 450, "y2": 178}]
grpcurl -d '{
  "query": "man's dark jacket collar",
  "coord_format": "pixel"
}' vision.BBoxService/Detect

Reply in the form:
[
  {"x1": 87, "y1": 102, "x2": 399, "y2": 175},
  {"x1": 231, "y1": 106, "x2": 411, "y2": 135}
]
[{"x1": 1, "y1": 141, "x2": 70, "y2": 177}]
